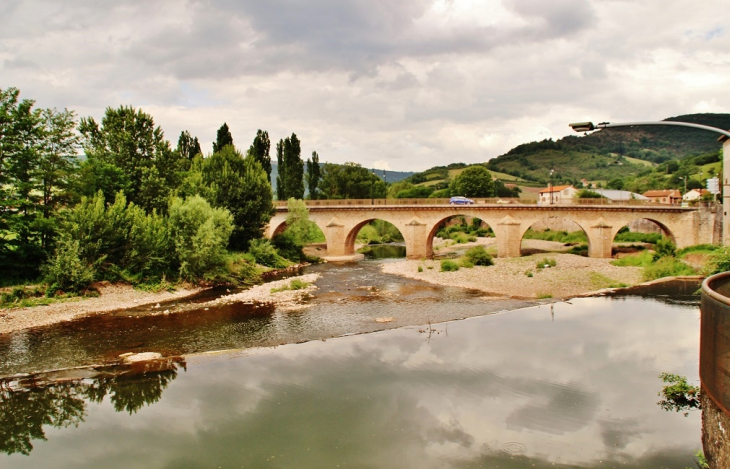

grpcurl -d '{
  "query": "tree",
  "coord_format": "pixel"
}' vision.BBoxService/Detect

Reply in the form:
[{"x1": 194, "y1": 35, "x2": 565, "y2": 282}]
[
  {"x1": 449, "y1": 166, "x2": 495, "y2": 197},
  {"x1": 78, "y1": 106, "x2": 180, "y2": 213},
  {"x1": 184, "y1": 146, "x2": 274, "y2": 249},
  {"x1": 0, "y1": 87, "x2": 45, "y2": 276},
  {"x1": 276, "y1": 134, "x2": 304, "y2": 200},
  {"x1": 319, "y1": 162, "x2": 386, "y2": 199},
  {"x1": 177, "y1": 130, "x2": 202, "y2": 160},
  {"x1": 248, "y1": 129, "x2": 272, "y2": 182},
  {"x1": 606, "y1": 178, "x2": 625, "y2": 190},
  {"x1": 212, "y1": 122, "x2": 233, "y2": 153},
  {"x1": 306, "y1": 151, "x2": 321, "y2": 199}
]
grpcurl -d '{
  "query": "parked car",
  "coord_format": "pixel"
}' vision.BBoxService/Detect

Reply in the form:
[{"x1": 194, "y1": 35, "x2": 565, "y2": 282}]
[{"x1": 449, "y1": 196, "x2": 474, "y2": 205}]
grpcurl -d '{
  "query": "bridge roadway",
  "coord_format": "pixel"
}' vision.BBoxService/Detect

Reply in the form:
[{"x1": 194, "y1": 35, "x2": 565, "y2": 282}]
[{"x1": 267, "y1": 201, "x2": 718, "y2": 260}]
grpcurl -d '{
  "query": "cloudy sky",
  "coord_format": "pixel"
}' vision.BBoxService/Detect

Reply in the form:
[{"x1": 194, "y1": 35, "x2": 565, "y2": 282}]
[{"x1": 2, "y1": 0, "x2": 728, "y2": 171}]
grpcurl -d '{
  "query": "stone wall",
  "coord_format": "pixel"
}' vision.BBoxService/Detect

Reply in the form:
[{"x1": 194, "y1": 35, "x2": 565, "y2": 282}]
[{"x1": 702, "y1": 391, "x2": 730, "y2": 468}]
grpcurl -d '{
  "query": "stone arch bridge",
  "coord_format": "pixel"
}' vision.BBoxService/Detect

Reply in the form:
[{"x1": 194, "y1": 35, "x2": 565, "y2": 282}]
[{"x1": 266, "y1": 202, "x2": 719, "y2": 259}]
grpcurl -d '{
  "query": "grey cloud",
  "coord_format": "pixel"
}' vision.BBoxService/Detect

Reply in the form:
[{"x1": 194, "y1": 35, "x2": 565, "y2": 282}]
[{"x1": 3, "y1": 58, "x2": 39, "y2": 69}]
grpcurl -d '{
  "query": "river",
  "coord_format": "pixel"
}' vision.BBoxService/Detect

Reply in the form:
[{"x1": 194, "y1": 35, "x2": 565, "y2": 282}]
[{"x1": 0, "y1": 260, "x2": 702, "y2": 468}]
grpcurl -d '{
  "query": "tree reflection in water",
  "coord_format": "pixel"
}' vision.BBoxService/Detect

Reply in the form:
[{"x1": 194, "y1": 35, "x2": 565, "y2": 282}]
[{"x1": 0, "y1": 357, "x2": 184, "y2": 455}]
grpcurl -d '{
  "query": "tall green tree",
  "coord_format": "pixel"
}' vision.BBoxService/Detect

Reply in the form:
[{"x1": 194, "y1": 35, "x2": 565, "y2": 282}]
[
  {"x1": 78, "y1": 106, "x2": 180, "y2": 213},
  {"x1": 182, "y1": 146, "x2": 274, "y2": 249},
  {"x1": 0, "y1": 87, "x2": 45, "y2": 275},
  {"x1": 177, "y1": 130, "x2": 202, "y2": 160},
  {"x1": 319, "y1": 162, "x2": 386, "y2": 199},
  {"x1": 306, "y1": 151, "x2": 321, "y2": 199},
  {"x1": 276, "y1": 139, "x2": 285, "y2": 200},
  {"x1": 248, "y1": 129, "x2": 272, "y2": 182},
  {"x1": 449, "y1": 165, "x2": 495, "y2": 198},
  {"x1": 212, "y1": 122, "x2": 233, "y2": 153},
  {"x1": 276, "y1": 133, "x2": 304, "y2": 200}
]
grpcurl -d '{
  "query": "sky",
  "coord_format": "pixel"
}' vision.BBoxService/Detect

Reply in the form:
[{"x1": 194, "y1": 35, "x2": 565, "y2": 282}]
[{"x1": 1, "y1": 0, "x2": 729, "y2": 172}]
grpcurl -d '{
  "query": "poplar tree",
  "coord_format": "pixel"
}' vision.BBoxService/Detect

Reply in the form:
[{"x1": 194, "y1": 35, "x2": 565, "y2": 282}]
[
  {"x1": 212, "y1": 122, "x2": 233, "y2": 153},
  {"x1": 177, "y1": 130, "x2": 202, "y2": 160},
  {"x1": 283, "y1": 133, "x2": 304, "y2": 200},
  {"x1": 306, "y1": 151, "x2": 320, "y2": 199},
  {"x1": 276, "y1": 139, "x2": 285, "y2": 200},
  {"x1": 248, "y1": 129, "x2": 272, "y2": 182}
]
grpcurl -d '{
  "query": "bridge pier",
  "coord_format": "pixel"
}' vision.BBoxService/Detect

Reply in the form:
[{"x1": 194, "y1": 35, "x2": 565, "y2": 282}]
[
  {"x1": 496, "y1": 216, "x2": 523, "y2": 258},
  {"x1": 404, "y1": 217, "x2": 429, "y2": 260},
  {"x1": 587, "y1": 218, "x2": 614, "y2": 259}
]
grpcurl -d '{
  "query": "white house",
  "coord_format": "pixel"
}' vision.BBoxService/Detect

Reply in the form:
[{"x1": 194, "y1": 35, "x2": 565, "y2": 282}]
[
  {"x1": 682, "y1": 189, "x2": 711, "y2": 201},
  {"x1": 538, "y1": 185, "x2": 578, "y2": 205}
]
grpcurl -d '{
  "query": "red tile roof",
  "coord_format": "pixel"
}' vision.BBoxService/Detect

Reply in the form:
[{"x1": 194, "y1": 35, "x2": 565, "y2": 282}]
[
  {"x1": 539, "y1": 185, "x2": 573, "y2": 194},
  {"x1": 643, "y1": 189, "x2": 681, "y2": 198}
]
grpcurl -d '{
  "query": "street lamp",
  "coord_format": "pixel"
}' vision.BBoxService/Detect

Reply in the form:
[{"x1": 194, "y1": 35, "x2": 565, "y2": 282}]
[
  {"x1": 549, "y1": 169, "x2": 555, "y2": 205},
  {"x1": 569, "y1": 120, "x2": 730, "y2": 244}
]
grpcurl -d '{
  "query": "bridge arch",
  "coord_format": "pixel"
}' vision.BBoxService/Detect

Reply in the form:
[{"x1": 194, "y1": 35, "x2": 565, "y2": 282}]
[
  {"x1": 344, "y1": 218, "x2": 407, "y2": 256},
  {"x1": 610, "y1": 217, "x2": 676, "y2": 246},
  {"x1": 518, "y1": 216, "x2": 592, "y2": 256},
  {"x1": 426, "y1": 214, "x2": 497, "y2": 258}
]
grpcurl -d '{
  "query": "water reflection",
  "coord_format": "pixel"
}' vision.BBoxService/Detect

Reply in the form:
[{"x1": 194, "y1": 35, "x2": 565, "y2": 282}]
[
  {"x1": 358, "y1": 244, "x2": 407, "y2": 259},
  {"x1": 0, "y1": 358, "x2": 183, "y2": 456},
  {"x1": 2, "y1": 295, "x2": 701, "y2": 468}
]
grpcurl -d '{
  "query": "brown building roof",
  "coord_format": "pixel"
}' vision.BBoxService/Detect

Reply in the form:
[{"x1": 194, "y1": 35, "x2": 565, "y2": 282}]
[
  {"x1": 539, "y1": 185, "x2": 573, "y2": 194},
  {"x1": 643, "y1": 189, "x2": 681, "y2": 198}
]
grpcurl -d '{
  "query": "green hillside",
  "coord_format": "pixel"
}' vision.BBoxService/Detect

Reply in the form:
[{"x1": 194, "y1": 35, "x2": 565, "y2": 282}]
[{"x1": 401, "y1": 113, "x2": 728, "y2": 195}]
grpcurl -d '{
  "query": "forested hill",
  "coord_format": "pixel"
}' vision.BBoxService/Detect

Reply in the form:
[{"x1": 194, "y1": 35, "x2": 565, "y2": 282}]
[{"x1": 484, "y1": 113, "x2": 730, "y2": 184}]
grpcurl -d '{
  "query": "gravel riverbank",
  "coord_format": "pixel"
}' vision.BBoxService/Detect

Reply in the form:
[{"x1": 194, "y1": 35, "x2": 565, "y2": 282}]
[{"x1": 381, "y1": 254, "x2": 644, "y2": 299}]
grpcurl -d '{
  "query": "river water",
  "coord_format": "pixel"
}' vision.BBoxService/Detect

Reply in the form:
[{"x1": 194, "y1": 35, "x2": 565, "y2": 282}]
[{"x1": 0, "y1": 261, "x2": 702, "y2": 468}]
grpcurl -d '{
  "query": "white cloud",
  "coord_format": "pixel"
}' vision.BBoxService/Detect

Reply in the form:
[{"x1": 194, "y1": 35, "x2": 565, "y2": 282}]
[{"x1": 2, "y1": 0, "x2": 729, "y2": 171}]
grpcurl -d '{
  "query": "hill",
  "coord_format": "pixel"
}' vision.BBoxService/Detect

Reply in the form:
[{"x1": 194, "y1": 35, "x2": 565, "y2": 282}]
[{"x1": 485, "y1": 113, "x2": 730, "y2": 184}]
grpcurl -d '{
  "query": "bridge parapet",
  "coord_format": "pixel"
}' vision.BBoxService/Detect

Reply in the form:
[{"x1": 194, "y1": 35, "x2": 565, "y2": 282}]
[{"x1": 273, "y1": 198, "x2": 688, "y2": 208}]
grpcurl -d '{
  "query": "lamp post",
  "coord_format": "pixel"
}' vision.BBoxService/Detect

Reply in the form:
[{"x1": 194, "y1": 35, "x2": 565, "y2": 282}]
[
  {"x1": 569, "y1": 120, "x2": 730, "y2": 244},
  {"x1": 549, "y1": 169, "x2": 555, "y2": 205}
]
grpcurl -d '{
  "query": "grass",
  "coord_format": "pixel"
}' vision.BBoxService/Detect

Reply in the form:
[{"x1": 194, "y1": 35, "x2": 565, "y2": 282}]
[
  {"x1": 523, "y1": 229, "x2": 587, "y2": 243},
  {"x1": 588, "y1": 272, "x2": 627, "y2": 289},
  {"x1": 642, "y1": 257, "x2": 696, "y2": 281},
  {"x1": 270, "y1": 278, "x2": 310, "y2": 293},
  {"x1": 0, "y1": 284, "x2": 98, "y2": 309},
  {"x1": 536, "y1": 292, "x2": 553, "y2": 299},
  {"x1": 677, "y1": 244, "x2": 720, "y2": 257},
  {"x1": 611, "y1": 250, "x2": 653, "y2": 267},
  {"x1": 440, "y1": 260, "x2": 460, "y2": 272}
]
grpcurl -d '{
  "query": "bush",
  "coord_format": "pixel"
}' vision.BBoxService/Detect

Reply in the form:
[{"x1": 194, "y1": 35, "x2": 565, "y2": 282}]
[
  {"x1": 614, "y1": 230, "x2": 662, "y2": 244},
  {"x1": 417, "y1": 266, "x2": 423, "y2": 273},
  {"x1": 440, "y1": 260, "x2": 460, "y2": 272},
  {"x1": 464, "y1": 246, "x2": 494, "y2": 266},
  {"x1": 653, "y1": 237, "x2": 677, "y2": 260},
  {"x1": 248, "y1": 239, "x2": 288, "y2": 269},
  {"x1": 168, "y1": 196, "x2": 234, "y2": 281},
  {"x1": 643, "y1": 257, "x2": 695, "y2": 281},
  {"x1": 707, "y1": 245, "x2": 730, "y2": 275},
  {"x1": 536, "y1": 258, "x2": 557, "y2": 269},
  {"x1": 272, "y1": 230, "x2": 304, "y2": 262},
  {"x1": 42, "y1": 238, "x2": 95, "y2": 294},
  {"x1": 460, "y1": 259, "x2": 475, "y2": 268}
]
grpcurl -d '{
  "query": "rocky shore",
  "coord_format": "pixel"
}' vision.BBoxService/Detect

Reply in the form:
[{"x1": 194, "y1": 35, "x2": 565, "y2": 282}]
[{"x1": 381, "y1": 253, "x2": 644, "y2": 299}]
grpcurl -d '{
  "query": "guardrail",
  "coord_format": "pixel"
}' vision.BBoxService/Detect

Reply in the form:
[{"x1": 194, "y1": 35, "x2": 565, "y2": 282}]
[
  {"x1": 273, "y1": 198, "x2": 699, "y2": 208},
  {"x1": 701, "y1": 272, "x2": 730, "y2": 416}
]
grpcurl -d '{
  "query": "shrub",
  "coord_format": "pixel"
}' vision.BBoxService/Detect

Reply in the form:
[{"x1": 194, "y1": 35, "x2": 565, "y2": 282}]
[
  {"x1": 168, "y1": 196, "x2": 234, "y2": 281},
  {"x1": 525, "y1": 270, "x2": 533, "y2": 277},
  {"x1": 270, "y1": 278, "x2": 310, "y2": 293},
  {"x1": 42, "y1": 238, "x2": 95, "y2": 294},
  {"x1": 248, "y1": 239, "x2": 288, "y2": 269},
  {"x1": 614, "y1": 231, "x2": 662, "y2": 244},
  {"x1": 460, "y1": 259, "x2": 475, "y2": 268},
  {"x1": 707, "y1": 245, "x2": 730, "y2": 275},
  {"x1": 417, "y1": 266, "x2": 423, "y2": 272},
  {"x1": 464, "y1": 246, "x2": 494, "y2": 266},
  {"x1": 567, "y1": 244, "x2": 588, "y2": 256},
  {"x1": 643, "y1": 257, "x2": 695, "y2": 281},
  {"x1": 536, "y1": 258, "x2": 557, "y2": 269},
  {"x1": 652, "y1": 237, "x2": 677, "y2": 260},
  {"x1": 440, "y1": 260, "x2": 460, "y2": 272},
  {"x1": 272, "y1": 230, "x2": 304, "y2": 262}
]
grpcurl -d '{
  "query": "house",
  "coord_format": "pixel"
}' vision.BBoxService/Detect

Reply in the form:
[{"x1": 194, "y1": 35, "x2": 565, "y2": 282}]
[
  {"x1": 642, "y1": 189, "x2": 682, "y2": 204},
  {"x1": 589, "y1": 189, "x2": 648, "y2": 201},
  {"x1": 538, "y1": 185, "x2": 578, "y2": 205},
  {"x1": 682, "y1": 188, "x2": 711, "y2": 201}
]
